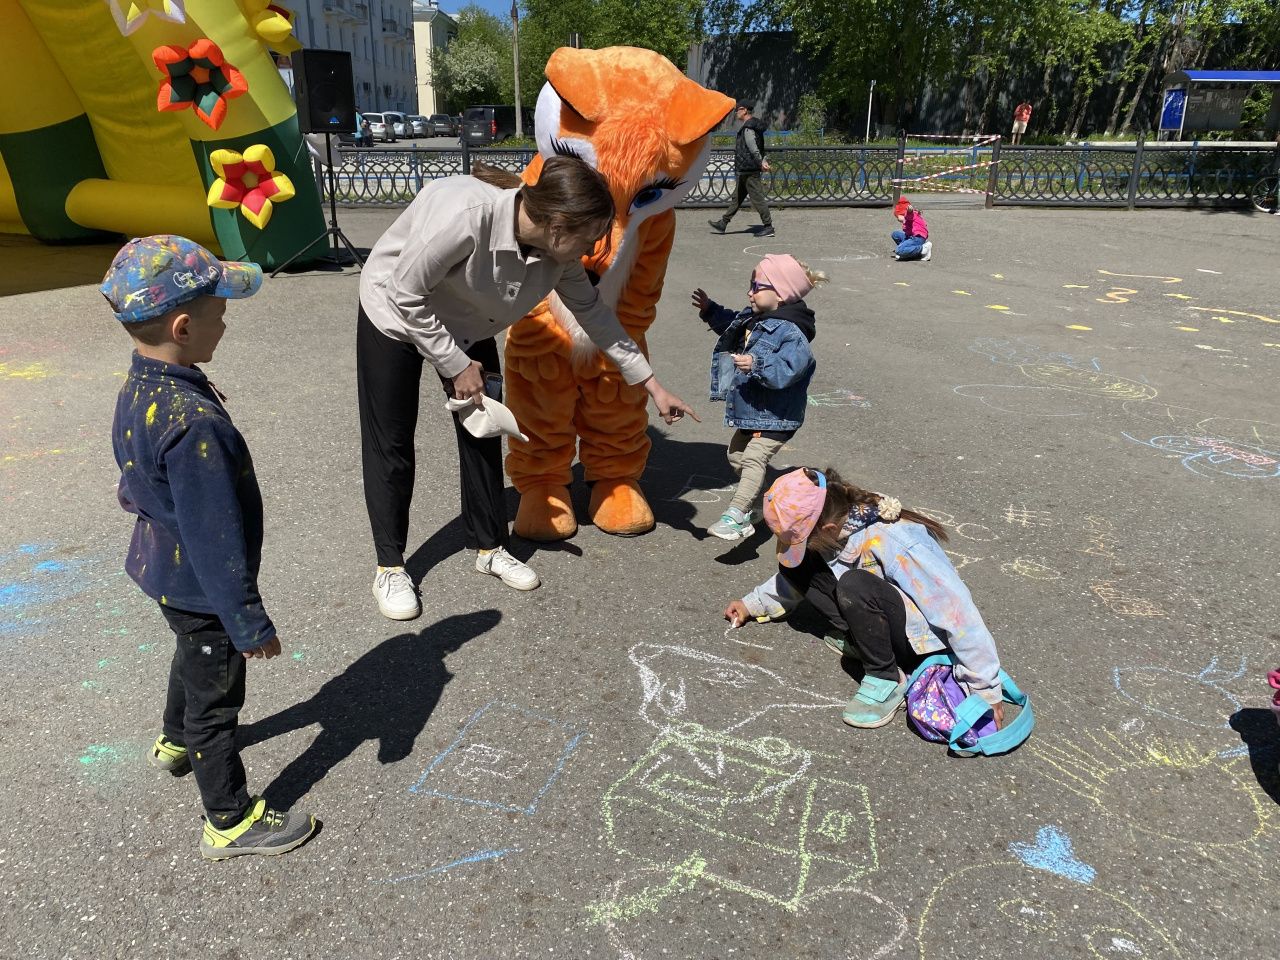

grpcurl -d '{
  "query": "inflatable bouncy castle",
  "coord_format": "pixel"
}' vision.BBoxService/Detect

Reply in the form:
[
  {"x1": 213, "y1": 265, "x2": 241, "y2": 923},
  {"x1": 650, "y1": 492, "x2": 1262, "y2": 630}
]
[{"x1": 0, "y1": 0, "x2": 324, "y2": 267}]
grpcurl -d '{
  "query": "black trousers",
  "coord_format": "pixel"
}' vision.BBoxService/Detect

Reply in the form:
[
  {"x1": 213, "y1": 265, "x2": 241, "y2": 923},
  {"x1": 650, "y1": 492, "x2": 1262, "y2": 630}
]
[
  {"x1": 781, "y1": 555, "x2": 913, "y2": 682},
  {"x1": 721, "y1": 171, "x2": 772, "y2": 227},
  {"x1": 356, "y1": 306, "x2": 507, "y2": 566},
  {"x1": 159, "y1": 605, "x2": 251, "y2": 827}
]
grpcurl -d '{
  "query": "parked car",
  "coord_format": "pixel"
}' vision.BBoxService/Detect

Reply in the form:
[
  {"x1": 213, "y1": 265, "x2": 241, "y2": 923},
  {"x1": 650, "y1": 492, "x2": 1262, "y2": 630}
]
[
  {"x1": 462, "y1": 105, "x2": 534, "y2": 145},
  {"x1": 428, "y1": 113, "x2": 457, "y2": 137},
  {"x1": 406, "y1": 115, "x2": 432, "y2": 137},
  {"x1": 363, "y1": 112, "x2": 396, "y2": 143},
  {"x1": 382, "y1": 111, "x2": 409, "y2": 138}
]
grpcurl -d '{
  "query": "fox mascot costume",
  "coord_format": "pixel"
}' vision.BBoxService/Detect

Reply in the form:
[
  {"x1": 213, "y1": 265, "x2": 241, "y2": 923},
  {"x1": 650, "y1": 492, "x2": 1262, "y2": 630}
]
[{"x1": 503, "y1": 47, "x2": 734, "y2": 540}]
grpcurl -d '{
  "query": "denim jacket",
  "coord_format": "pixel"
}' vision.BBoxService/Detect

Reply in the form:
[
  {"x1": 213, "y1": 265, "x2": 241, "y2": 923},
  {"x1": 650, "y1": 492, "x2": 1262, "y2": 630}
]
[
  {"x1": 701, "y1": 298, "x2": 816, "y2": 431},
  {"x1": 742, "y1": 518, "x2": 1004, "y2": 704},
  {"x1": 112, "y1": 353, "x2": 274, "y2": 652}
]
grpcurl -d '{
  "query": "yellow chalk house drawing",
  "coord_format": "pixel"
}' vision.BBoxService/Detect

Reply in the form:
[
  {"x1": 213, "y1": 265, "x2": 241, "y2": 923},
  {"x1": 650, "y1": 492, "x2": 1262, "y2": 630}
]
[{"x1": 590, "y1": 723, "x2": 878, "y2": 922}]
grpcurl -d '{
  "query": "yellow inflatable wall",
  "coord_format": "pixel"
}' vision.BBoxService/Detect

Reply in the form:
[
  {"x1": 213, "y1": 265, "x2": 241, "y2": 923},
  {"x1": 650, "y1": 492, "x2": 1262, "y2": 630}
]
[{"x1": 0, "y1": 0, "x2": 324, "y2": 268}]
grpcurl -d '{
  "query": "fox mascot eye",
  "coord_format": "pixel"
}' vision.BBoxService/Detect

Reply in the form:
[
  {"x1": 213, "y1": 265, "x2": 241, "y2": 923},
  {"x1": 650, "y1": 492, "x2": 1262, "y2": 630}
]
[{"x1": 631, "y1": 177, "x2": 686, "y2": 212}]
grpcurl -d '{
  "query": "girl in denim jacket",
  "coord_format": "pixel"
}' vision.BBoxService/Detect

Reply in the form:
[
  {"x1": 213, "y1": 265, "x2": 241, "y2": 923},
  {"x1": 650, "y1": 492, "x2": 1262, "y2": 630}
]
[
  {"x1": 724, "y1": 467, "x2": 1006, "y2": 732},
  {"x1": 692, "y1": 254, "x2": 826, "y2": 541}
]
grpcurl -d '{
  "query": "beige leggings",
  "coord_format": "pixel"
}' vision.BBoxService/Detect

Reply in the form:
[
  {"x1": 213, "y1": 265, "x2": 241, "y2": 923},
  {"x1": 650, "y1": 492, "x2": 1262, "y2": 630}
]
[{"x1": 726, "y1": 430, "x2": 787, "y2": 514}]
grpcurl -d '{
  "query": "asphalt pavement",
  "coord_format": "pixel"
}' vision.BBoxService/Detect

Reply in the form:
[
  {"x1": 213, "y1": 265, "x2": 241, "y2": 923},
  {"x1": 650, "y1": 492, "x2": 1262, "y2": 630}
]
[{"x1": 1, "y1": 201, "x2": 1278, "y2": 959}]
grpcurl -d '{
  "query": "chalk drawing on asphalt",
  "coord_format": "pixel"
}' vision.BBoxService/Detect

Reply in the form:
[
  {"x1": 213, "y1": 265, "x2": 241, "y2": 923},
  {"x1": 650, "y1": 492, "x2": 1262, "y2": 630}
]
[
  {"x1": 917, "y1": 862, "x2": 1182, "y2": 959},
  {"x1": 666, "y1": 474, "x2": 736, "y2": 504},
  {"x1": 408, "y1": 701, "x2": 585, "y2": 814},
  {"x1": 1031, "y1": 731, "x2": 1271, "y2": 848},
  {"x1": 1008, "y1": 825, "x2": 1096, "y2": 884},
  {"x1": 1122, "y1": 433, "x2": 1280, "y2": 480},
  {"x1": 590, "y1": 723, "x2": 879, "y2": 920},
  {"x1": 1089, "y1": 581, "x2": 1166, "y2": 618},
  {"x1": 1112, "y1": 658, "x2": 1245, "y2": 731},
  {"x1": 629, "y1": 642, "x2": 843, "y2": 738}
]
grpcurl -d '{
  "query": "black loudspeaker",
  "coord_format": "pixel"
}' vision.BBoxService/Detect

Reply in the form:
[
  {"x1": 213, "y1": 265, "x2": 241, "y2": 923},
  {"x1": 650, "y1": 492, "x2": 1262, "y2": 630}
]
[{"x1": 292, "y1": 49, "x2": 357, "y2": 134}]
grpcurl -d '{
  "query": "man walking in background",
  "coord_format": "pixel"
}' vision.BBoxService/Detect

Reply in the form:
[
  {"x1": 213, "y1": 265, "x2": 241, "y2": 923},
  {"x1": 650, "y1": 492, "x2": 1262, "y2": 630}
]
[
  {"x1": 1012, "y1": 100, "x2": 1032, "y2": 145},
  {"x1": 710, "y1": 100, "x2": 774, "y2": 238}
]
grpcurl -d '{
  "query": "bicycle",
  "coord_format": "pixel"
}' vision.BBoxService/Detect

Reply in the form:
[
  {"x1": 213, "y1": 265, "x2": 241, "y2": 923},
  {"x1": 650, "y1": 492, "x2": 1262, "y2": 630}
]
[{"x1": 1250, "y1": 174, "x2": 1278, "y2": 212}]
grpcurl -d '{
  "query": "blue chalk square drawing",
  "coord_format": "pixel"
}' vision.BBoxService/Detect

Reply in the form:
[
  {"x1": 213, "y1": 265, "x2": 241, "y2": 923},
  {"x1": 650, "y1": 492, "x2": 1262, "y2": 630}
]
[{"x1": 409, "y1": 701, "x2": 587, "y2": 814}]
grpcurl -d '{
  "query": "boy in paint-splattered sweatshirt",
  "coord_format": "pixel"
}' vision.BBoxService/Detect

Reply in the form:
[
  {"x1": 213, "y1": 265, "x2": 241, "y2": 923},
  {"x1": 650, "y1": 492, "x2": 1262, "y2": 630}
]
[{"x1": 103, "y1": 236, "x2": 316, "y2": 861}]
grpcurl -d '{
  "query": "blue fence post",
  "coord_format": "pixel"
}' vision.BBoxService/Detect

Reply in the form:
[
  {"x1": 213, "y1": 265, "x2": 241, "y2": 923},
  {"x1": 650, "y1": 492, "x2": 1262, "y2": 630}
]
[
  {"x1": 1076, "y1": 143, "x2": 1088, "y2": 194},
  {"x1": 1188, "y1": 138, "x2": 1199, "y2": 196},
  {"x1": 411, "y1": 152, "x2": 422, "y2": 195}
]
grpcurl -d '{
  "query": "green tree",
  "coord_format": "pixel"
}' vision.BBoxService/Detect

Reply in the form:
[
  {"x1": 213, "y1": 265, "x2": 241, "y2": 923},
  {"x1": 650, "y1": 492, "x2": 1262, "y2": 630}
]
[
  {"x1": 516, "y1": 0, "x2": 597, "y2": 108},
  {"x1": 431, "y1": 3, "x2": 517, "y2": 111}
]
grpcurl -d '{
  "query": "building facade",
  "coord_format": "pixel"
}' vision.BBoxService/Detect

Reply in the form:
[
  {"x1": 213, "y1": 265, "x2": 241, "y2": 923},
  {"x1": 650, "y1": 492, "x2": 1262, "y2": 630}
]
[
  {"x1": 287, "y1": 0, "x2": 418, "y2": 114},
  {"x1": 413, "y1": 1, "x2": 457, "y2": 116}
]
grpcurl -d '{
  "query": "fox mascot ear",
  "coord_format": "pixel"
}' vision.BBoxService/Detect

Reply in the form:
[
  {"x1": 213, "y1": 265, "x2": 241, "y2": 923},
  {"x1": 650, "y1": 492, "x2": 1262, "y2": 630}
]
[{"x1": 545, "y1": 46, "x2": 733, "y2": 144}]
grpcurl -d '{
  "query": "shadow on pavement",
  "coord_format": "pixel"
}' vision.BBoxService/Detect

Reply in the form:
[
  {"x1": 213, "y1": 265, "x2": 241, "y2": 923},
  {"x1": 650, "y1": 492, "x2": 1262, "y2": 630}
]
[
  {"x1": 239, "y1": 609, "x2": 501, "y2": 810},
  {"x1": 1229, "y1": 708, "x2": 1280, "y2": 805}
]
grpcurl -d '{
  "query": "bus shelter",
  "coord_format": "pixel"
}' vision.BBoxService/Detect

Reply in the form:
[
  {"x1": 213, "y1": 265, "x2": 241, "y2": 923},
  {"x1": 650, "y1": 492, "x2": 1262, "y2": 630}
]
[{"x1": 1159, "y1": 70, "x2": 1280, "y2": 139}]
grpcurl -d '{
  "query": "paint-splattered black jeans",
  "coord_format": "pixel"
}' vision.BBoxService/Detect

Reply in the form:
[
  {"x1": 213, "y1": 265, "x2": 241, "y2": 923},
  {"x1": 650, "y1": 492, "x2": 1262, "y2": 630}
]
[{"x1": 159, "y1": 605, "x2": 251, "y2": 827}]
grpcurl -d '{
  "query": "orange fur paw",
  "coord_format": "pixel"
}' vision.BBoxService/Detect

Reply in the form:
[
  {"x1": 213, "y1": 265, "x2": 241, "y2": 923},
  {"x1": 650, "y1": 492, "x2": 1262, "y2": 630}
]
[
  {"x1": 589, "y1": 478, "x2": 655, "y2": 536},
  {"x1": 514, "y1": 483, "x2": 578, "y2": 541}
]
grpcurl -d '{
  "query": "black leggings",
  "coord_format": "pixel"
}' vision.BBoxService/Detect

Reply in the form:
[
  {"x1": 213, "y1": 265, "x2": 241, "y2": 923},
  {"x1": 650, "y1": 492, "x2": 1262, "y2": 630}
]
[
  {"x1": 356, "y1": 307, "x2": 507, "y2": 566},
  {"x1": 781, "y1": 554, "x2": 914, "y2": 682}
]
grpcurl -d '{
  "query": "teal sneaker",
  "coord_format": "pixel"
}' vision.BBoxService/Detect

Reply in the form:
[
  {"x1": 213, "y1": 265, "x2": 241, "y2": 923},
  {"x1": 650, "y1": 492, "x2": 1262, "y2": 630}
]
[
  {"x1": 824, "y1": 631, "x2": 852, "y2": 657},
  {"x1": 147, "y1": 735, "x2": 191, "y2": 776},
  {"x1": 708, "y1": 507, "x2": 755, "y2": 541},
  {"x1": 842, "y1": 675, "x2": 907, "y2": 729}
]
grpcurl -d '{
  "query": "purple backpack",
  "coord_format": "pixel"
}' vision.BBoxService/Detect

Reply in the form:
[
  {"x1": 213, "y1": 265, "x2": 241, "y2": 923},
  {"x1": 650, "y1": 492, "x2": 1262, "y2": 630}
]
[{"x1": 905, "y1": 655, "x2": 1033, "y2": 756}]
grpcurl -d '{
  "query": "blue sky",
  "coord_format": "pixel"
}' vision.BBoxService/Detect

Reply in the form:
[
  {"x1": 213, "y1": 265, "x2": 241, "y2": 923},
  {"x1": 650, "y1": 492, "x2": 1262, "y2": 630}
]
[{"x1": 433, "y1": 0, "x2": 518, "y2": 20}]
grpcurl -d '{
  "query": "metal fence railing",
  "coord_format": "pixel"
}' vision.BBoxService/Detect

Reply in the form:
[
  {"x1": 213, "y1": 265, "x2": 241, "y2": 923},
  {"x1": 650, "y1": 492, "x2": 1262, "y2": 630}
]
[{"x1": 318, "y1": 138, "x2": 1280, "y2": 211}]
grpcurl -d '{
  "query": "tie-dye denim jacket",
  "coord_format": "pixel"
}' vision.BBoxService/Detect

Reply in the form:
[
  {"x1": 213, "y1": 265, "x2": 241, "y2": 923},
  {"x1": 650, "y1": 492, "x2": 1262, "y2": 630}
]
[{"x1": 741, "y1": 518, "x2": 1004, "y2": 704}]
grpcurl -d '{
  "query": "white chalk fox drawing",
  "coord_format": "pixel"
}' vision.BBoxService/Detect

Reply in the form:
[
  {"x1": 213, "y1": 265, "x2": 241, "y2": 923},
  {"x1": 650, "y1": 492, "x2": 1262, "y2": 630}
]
[{"x1": 628, "y1": 642, "x2": 844, "y2": 736}]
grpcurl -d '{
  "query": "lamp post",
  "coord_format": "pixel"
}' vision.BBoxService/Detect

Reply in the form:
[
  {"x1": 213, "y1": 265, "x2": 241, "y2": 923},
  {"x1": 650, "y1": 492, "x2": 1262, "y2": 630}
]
[
  {"x1": 511, "y1": 0, "x2": 522, "y2": 138},
  {"x1": 864, "y1": 79, "x2": 876, "y2": 144}
]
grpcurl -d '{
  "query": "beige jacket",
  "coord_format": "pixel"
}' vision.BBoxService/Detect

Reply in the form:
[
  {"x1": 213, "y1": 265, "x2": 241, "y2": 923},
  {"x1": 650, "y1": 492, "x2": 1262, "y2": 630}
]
[{"x1": 358, "y1": 176, "x2": 652, "y2": 384}]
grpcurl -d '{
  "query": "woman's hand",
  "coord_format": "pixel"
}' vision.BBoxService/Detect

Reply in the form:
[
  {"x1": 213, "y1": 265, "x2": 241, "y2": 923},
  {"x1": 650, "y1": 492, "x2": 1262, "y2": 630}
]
[
  {"x1": 724, "y1": 600, "x2": 751, "y2": 628},
  {"x1": 643, "y1": 378, "x2": 701, "y2": 425},
  {"x1": 731, "y1": 353, "x2": 754, "y2": 372},
  {"x1": 691, "y1": 288, "x2": 710, "y2": 314},
  {"x1": 451, "y1": 361, "x2": 486, "y2": 408}
]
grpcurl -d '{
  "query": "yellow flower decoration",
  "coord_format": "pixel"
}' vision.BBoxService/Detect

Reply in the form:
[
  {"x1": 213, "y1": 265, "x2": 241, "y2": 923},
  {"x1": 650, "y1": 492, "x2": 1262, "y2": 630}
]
[
  {"x1": 206, "y1": 144, "x2": 295, "y2": 230},
  {"x1": 242, "y1": 0, "x2": 303, "y2": 54},
  {"x1": 107, "y1": 0, "x2": 186, "y2": 36}
]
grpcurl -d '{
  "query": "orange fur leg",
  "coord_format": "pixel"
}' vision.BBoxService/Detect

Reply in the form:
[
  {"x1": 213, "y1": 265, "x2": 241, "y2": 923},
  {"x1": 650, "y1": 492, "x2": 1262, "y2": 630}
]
[
  {"x1": 505, "y1": 351, "x2": 581, "y2": 540},
  {"x1": 575, "y1": 373, "x2": 654, "y2": 536}
]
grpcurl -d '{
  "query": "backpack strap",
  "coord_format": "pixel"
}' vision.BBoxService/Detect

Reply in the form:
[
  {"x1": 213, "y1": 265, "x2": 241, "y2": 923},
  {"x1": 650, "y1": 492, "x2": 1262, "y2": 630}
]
[
  {"x1": 948, "y1": 670, "x2": 1034, "y2": 756},
  {"x1": 906, "y1": 653, "x2": 954, "y2": 686}
]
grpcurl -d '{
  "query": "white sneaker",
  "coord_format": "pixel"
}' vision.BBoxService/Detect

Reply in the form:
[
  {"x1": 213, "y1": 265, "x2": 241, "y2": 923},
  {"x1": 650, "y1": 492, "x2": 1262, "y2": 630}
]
[
  {"x1": 921, "y1": 241, "x2": 932, "y2": 261},
  {"x1": 372, "y1": 566, "x2": 420, "y2": 620},
  {"x1": 476, "y1": 547, "x2": 540, "y2": 591}
]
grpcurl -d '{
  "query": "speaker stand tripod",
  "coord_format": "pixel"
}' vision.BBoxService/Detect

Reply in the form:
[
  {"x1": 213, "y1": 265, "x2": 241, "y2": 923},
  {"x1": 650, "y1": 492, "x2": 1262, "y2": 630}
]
[{"x1": 272, "y1": 131, "x2": 364, "y2": 276}]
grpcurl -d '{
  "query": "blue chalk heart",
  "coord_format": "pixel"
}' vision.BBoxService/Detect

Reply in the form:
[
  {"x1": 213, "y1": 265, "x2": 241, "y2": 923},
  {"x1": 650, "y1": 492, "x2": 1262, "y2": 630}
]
[{"x1": 1009, "y1": 825, "x2": 1096, "y2": 885}]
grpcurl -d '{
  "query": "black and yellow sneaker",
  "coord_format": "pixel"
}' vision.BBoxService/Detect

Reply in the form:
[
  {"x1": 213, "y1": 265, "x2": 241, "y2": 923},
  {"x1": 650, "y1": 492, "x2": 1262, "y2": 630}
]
[
  {"x1": 200, "y1": 797, "x2": 317, "y2": 861},
  {"x1": 147, "y1": 735, "x2": 191, "y2": 776}
]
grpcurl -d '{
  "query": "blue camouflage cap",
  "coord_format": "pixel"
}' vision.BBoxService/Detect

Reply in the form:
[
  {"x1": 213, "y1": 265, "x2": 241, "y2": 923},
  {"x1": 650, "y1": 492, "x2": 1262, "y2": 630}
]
[{"x1": 100, "y1": 235, "x2": 262, "y2": 324}]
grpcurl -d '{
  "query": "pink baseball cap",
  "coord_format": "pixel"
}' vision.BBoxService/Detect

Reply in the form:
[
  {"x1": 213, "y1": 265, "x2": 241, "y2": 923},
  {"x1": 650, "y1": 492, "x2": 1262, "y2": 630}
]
[{"x1": 762, "y1": 468, "x2": 827, "y2": 567}]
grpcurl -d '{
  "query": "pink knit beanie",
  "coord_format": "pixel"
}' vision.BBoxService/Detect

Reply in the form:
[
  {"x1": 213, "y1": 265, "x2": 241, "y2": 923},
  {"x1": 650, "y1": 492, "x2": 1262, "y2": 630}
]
[{"x1": 754, "y1": 254, "x2": 813, "y2": 305}]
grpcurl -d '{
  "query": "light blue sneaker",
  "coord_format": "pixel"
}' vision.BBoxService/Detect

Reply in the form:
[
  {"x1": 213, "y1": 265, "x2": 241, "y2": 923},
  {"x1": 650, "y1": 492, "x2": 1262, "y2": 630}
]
[
  {"x1": 824, "y1": 631, "x2": 853, "y2": 657},
  {"x1": 708, "y1": 506, "x2": 755, "y2": 541},
  {"x1": 842, "y1": 675, "x2": 907, "y2": 729}
]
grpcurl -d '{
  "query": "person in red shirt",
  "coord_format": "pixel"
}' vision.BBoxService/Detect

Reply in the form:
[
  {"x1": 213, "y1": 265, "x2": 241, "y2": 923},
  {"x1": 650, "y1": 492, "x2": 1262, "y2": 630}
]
[{"x1": 1012, "y1": 101, "x2": 1032, "y2": 145}]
